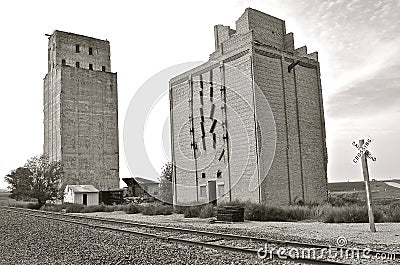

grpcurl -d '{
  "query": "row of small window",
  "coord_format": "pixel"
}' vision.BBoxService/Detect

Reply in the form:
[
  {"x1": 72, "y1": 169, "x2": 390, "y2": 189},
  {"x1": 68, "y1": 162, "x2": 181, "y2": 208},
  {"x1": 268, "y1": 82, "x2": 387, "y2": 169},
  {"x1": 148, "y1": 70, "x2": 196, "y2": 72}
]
[
  {"x1": 76, "y1": 44, "x2": 94, "y2": 55},
  {"x1": 201, "y1": 170, "x2": 222, "y2": 179},
  {"x1": 199, "y1": 184, "x2": 224, "y2": 197},
  {"x1": 61, "y1": 59, "x2": 106, "y2": 71}
]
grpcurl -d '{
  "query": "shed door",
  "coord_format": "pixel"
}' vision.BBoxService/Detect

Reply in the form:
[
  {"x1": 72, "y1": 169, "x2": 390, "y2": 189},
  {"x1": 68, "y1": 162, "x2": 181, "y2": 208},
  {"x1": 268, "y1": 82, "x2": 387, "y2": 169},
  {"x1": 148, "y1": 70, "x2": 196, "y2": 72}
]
[
  {"x1": 83, "y1": 194, "x2": 87, "y2": 205},
  {"x1": 208, "y1": 181, "x2": 217, "y2": 205}
]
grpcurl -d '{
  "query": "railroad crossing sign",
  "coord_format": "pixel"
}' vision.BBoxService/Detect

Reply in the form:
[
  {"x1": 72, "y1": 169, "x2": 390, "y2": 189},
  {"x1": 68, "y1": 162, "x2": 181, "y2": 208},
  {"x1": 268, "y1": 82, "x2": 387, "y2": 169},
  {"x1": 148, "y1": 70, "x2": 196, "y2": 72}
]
[
  {"x1": 352, "y1": 138, "x2": 377, "y2": 232},
  {"x1": 352, "y1": 138, "x2": 376, "y2": 163}
]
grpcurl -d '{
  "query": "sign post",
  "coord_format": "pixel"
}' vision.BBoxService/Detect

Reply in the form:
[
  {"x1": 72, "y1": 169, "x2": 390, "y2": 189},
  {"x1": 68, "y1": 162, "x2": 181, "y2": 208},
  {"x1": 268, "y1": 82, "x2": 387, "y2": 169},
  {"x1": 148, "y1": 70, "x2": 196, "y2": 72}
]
[{"x1": 352, "y1": 138, "x2": 376, "y2": 233}]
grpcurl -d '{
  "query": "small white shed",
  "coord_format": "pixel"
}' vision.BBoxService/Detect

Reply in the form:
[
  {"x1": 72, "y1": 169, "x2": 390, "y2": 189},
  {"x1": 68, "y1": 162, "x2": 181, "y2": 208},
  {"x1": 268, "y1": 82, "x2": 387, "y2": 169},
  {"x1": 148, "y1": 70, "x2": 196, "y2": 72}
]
[{"x1": 64, "y1": 185, "x2": 99, "y2": 206}]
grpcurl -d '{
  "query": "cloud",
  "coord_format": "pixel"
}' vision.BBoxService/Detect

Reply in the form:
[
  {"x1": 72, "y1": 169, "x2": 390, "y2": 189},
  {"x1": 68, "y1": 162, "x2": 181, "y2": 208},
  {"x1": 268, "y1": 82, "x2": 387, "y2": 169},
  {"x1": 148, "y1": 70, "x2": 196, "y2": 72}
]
[
  {"x1": 326, "y1": 59, "x2": 400, "y2": 118},
  {"x1": 267, "y1": 0, "x2": 400, "y2": 95},
  {"x1": 237, "y1": 0, "x2": 400, "y2": 182}
]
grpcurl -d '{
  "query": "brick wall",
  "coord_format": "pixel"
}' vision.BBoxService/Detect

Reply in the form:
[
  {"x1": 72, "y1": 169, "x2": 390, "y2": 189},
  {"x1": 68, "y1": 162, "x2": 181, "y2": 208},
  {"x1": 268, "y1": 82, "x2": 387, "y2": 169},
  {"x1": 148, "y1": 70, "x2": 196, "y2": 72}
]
[
  {"x1": 170, "y1": 8, "x2": 328, "y2": 206},
  {"x1": 282, "y1": 59, "x2": 304, "y2": 203},
  {"x1": 170, "y1": 80, "x2": 198, "y2": 204},
  {"x1": 171, "y1": 54, "x2": 262, "y2": 205},
  {"x1": 295, "y1": 65, "x2": 327, "y2": 202},
  {"x1": 253, "y1": 52, "x2": 291, "y2": 206},
  {"x1": 237, "y1": 8, "x2": 285, "y2": 50},
  {"x1": 224, "y1": 55, "x2": 259, "y2": 202}
]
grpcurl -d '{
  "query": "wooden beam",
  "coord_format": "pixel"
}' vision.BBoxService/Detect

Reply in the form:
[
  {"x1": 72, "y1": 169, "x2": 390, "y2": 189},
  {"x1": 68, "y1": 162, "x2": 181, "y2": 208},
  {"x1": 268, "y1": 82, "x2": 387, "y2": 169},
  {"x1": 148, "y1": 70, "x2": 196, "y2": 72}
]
[{"x1": 288, "y1": 60, "x2": 300, "y2": 72}]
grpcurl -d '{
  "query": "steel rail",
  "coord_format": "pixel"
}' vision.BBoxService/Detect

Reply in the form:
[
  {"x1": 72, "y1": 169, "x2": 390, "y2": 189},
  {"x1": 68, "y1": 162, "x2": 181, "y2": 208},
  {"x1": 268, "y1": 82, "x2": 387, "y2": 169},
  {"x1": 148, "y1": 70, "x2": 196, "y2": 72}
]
[
  {"x1": 4, "y1": 206, "x2": 397, "y2": 260},
  {"x1": 2, "y1": 206, "x2": 353, "y2": 265}
]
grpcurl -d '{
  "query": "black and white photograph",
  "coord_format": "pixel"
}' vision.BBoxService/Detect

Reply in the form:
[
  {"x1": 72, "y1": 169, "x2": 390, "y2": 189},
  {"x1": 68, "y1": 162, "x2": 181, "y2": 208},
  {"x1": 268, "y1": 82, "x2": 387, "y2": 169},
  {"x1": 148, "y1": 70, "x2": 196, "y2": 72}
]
[{"x1": 0, "y1": 0, "x2": 399, "y2": 264}]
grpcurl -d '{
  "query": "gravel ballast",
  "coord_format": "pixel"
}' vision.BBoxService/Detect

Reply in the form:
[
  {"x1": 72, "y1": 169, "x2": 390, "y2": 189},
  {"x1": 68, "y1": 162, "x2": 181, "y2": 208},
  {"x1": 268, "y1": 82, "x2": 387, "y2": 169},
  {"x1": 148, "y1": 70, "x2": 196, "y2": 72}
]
[
  {"x1": 0, "y1": 210, "x2": 290, "y2": 265},
  {"x1": 79, "y1": 211, "x2": 400, "y2": 253}
]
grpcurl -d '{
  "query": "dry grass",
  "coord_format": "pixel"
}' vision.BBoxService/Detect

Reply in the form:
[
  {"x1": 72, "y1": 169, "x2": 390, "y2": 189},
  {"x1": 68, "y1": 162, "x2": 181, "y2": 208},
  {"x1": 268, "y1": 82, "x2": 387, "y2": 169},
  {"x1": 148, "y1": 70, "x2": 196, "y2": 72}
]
[{"x1": 0, "y1": 193, "x2": 18, "y2": 206}]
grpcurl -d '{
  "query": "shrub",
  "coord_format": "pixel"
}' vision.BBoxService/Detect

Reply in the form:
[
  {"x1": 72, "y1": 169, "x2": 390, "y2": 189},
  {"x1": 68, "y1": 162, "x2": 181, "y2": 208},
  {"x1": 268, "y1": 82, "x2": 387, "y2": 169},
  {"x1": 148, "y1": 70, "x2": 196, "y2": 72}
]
[
  {"x1": 125, "y1": 204, "x2": 141, "y2": 214},
  {"x1": 263, "y1": 206, "x2": 289, "y2": 221},
  {"x1": 141, "y1": 205, "x2": 156, "y2": 215},
  {"x1": 178, "y1": 200, "x2": 397, "y2": 223},
  {"x1": 80, "y1": 205, "x2": 105, "y2": 213},
  {"x1": 219, "y1": 200, "x2": 312, "y2": 222},
  {"x1": 373, "y1": 208, "x2": 384, "y2": 223},
  {"x1": 40, "y1": 204, "x2": 64, "y2": 212},
  {"x1": 327, "y1": 193, "x2": 364, "y2": 207},
  {"x1": 244, "y1": 204, "x2": 317, "y2": 222},
  {"x1": 141, "y1": 204, "x2": 173, "y2": 215},
  {"x1": 8, "y1": 201, "x2": 36, "y2": 209},
  {"x1": 183, "y1": 205, "x2": 203, "y2": 218},
  {"x1": 219, "y1": 200, "x2": 247, "y2": 208},
  {"x1": 174, "y1": 205, "x2": 186, "y2": 214},
  {"x1": 245, "y1": 204, "x2": 293, "y2": 221},
  {"x1": 105, "y1": 205, "x2": 126, "y2": 212},
  {"x1": 199, "y1": 204, "x2": 215, "y2": 218},
  {"x1": 293, "y1": 197, "x2": 305, "y2": 206},
  {"x1": 322, "y1": 206, "x2": 383, "y2": 223},
  {"x1": 284, "y1": 206, "x2": 314, "y2": 221},
  {"x1": 385, "y1": 202, "x2": 400, "y2": 222},
  {"x1": 65, "y1": 203, "x2": 84, "y2": 213},
  {"x1": 156, "y1": 205, "x2": 173, "y2": 215},
  {"x1": 25, "y1": 203, "x2": 41, "y2": 210},
  {"x1": 244, "y1": 203, "x2": 265, "y2": 221},
  {"x1": 67, "y1": 204, "x2": 127, "y2": 213}
]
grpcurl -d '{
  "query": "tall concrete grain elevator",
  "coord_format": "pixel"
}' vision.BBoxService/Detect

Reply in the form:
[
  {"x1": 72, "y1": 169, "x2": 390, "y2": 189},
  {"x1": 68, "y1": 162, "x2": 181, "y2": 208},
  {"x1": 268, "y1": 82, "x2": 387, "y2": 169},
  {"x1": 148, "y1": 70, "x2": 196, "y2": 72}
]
[{"x1": 43, "y1": 31, "x2": 119, "y2": 190}]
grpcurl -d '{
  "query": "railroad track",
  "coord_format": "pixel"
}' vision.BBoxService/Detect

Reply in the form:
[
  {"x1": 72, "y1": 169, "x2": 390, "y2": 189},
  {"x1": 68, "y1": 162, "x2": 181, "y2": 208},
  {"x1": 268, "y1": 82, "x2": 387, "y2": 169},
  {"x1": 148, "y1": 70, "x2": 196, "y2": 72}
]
[{"x1": 2, "y1": 206, "x2": 398, "y2": 264}]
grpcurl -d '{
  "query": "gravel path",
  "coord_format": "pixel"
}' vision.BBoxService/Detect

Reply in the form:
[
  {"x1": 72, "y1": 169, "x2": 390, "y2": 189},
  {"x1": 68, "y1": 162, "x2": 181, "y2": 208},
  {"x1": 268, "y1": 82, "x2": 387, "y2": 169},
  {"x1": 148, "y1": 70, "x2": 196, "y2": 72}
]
[{"x1": 0, "y1": 210, "x2": 293, "y2": 265}]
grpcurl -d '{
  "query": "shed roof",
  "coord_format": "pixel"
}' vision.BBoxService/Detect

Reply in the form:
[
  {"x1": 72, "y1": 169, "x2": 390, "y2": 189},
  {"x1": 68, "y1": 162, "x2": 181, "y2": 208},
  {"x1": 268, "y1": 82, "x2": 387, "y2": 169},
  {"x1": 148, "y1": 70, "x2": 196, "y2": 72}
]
[
  {"x1": 135, "y1": 177, "x2": 160, "y2": 184},
  {"x1": 65, "y1": 185, "x2": 99, "y2": 193},
  {"x1": 122, "y1": 177, "x2": 160, "y2": 185}
]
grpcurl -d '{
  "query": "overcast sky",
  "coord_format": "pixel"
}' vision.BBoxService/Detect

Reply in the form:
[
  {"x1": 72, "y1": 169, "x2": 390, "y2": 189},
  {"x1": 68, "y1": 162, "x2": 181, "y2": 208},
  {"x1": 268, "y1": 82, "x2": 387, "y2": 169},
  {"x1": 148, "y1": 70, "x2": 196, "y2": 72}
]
[{"x1": 0, "y1": 0, "x2": 399, "y2": 189}]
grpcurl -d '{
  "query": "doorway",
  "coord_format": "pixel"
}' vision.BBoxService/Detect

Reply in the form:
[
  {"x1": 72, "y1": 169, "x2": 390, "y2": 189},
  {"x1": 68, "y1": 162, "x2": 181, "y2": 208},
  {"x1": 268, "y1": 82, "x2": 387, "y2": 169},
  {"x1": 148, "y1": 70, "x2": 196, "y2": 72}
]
[
  {"x1": 83, "y1": 194, "x2": 87, "y2": 205},
  {"x1": 208, "y1": 181, "x2": 217, "y2": 205}
]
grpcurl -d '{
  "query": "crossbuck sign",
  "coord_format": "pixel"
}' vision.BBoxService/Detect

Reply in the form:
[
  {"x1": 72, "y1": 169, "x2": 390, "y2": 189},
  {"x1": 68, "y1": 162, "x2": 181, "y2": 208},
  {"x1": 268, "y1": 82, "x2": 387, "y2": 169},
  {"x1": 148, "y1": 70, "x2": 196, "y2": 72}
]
[
  {"x1": 352, "y1": 138, "x2": 377, "y2": 232},
  {"x1": 352, "y1": 138, "x2": 376, "y2": 164}
]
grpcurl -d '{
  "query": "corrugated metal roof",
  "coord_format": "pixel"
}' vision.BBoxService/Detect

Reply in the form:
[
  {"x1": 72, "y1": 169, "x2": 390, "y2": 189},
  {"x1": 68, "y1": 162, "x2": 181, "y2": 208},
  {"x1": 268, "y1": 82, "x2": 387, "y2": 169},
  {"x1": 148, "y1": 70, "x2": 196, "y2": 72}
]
[
  {"x1": 122, "y1": 177, "x2": 160, "y2": 185},
  {"x1": 134, "y1": 177, "x2": 160, "y2": 184},
  {"x1": 65, "y1": 185, "x2": 99, "y2": 193}
]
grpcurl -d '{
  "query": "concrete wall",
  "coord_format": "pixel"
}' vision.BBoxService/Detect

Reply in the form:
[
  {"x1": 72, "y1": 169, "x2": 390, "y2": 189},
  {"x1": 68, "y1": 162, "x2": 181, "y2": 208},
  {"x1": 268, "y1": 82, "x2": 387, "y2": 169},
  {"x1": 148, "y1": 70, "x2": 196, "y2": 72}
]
[
  {"x1": 43, "y1": 68, "x2": 62, "y2": 162},
  {"x1": 49, "y1": 30, "x2": 111, "y2": 72},
  {"x1": 60, "y1": 66, "x2": 119, "y2": 190},
  {"x1": 44, "y1": 31, "x2": 119, "y2": 191}
]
